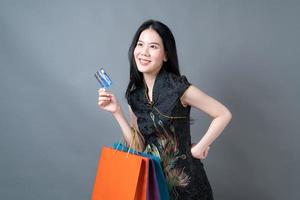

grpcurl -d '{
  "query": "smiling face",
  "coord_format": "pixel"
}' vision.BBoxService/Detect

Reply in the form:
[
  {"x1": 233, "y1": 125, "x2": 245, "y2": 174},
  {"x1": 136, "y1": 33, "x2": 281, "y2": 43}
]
[{"x1": 134, "y1": 28, "x2": 167, "y2": 76}]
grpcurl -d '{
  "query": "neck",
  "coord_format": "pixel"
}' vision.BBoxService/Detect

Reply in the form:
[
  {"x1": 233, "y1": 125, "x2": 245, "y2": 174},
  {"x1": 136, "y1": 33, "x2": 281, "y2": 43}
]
[
  {"x1": 143, "y1": 73, "x2": 157, "y2": 103},
  {"x1": 143, "y1": 73, "x2": 156, "y2": 89},
  {"x1": 143, "y1": 68, "x2": 162, "y2": 90}
]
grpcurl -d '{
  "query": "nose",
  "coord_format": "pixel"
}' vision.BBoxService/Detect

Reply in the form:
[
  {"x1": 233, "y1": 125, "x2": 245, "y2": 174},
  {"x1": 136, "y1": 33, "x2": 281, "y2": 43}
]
[{"x1": 141, "y1": 45, "x2": 150, "y2": 56}]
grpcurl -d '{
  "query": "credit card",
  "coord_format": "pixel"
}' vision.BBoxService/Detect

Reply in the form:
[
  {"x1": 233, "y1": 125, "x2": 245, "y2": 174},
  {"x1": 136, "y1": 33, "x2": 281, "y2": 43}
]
[{"x1": 94, "y1": 68, "x2": 112, "y2": 89}]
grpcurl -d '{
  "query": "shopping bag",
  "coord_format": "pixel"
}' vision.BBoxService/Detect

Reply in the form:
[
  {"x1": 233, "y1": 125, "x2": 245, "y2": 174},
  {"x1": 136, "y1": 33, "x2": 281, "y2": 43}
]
[
  {"x1": 91, "y1": 146, "x2": 149, "y2": 200},
  {"x1": 148, "y1": 158, "x2": 160, "y2": 200},
  {"x1": 114, "y1": 143, "x2": 169, "y2": 200},
  {"x1": 141, "y1": 152, "x2": 170, "y2": 200},
  {"x1": 113, "y1": 143, "x2": 160, "y2": 200}
]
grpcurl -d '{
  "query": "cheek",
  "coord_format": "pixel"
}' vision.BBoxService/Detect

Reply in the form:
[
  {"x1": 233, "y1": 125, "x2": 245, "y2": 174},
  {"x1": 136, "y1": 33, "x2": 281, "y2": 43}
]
[
  {"x1": 153, "y1": 51, "x2": 165, "y2": 61},
  {"x1": 133, "y1": 49, "x2": 140, "y2": 64},
  {"x1": 133, "y1": 47, "x2": 140, "y2": 57}
]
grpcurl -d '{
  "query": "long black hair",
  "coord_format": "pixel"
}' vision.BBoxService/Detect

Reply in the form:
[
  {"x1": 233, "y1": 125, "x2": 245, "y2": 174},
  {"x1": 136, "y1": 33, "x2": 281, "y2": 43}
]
[{"x1": 125, "y1": 19, "x2": 181, "y2": 102}]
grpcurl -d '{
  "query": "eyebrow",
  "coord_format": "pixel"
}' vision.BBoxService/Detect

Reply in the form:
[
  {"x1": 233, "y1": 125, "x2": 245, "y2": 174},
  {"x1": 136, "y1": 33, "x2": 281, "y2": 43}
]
[{"x1": 137, "y1": 40, "x2": 161, "y2": 46}]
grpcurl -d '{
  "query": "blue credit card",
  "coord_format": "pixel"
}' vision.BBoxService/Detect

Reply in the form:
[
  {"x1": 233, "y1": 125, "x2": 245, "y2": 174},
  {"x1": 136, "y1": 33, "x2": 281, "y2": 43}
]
[{"x1": 94, "y1": 68, "x2": 112, "y2": 89}]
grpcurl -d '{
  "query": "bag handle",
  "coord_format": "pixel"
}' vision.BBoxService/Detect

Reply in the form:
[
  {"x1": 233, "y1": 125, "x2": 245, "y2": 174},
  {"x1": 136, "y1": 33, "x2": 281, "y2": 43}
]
[{"x1": 114, "y1": 127, "x2": 143, "y2": 158}]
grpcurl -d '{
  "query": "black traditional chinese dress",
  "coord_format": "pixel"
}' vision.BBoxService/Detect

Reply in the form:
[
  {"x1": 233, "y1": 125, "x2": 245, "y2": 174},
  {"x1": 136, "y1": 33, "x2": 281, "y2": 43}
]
[{"x1": 128, "y1": 68, "x2": 214, "y2": 200}]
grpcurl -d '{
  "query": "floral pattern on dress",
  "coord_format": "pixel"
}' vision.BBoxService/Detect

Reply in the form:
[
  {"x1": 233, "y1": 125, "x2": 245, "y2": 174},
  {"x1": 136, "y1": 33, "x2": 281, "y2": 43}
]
[{"x1": 144, "y1": 111, "x2": 190, "y2": 198}]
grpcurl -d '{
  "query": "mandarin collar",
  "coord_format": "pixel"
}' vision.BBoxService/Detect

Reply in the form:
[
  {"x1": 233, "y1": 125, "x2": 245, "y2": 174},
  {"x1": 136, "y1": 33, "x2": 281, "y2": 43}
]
[{"x1": 143, "y1": 67, "x2": 167, "y2": 105}]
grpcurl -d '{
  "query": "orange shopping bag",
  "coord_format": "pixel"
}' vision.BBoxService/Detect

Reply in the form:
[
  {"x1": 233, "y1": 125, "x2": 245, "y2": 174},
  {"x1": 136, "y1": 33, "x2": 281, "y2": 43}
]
[{"x1": 92, "y1": 146, "x2": 149, "y2": 200}]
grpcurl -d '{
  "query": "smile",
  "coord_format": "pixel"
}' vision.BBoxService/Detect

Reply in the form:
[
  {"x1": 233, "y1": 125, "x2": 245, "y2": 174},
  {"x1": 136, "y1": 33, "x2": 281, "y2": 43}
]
[{"x1": 139, "y1": 58, "x2": 151, "y2": 65}]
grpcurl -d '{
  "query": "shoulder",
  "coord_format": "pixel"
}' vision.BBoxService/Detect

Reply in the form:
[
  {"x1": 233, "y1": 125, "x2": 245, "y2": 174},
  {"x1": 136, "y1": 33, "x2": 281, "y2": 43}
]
[
  {"x1": 127, "y1": 84, "x2": 144, "y2": 109},
  {"x1": 167, "y1": 72, "x2": 191, "y2": 97}
]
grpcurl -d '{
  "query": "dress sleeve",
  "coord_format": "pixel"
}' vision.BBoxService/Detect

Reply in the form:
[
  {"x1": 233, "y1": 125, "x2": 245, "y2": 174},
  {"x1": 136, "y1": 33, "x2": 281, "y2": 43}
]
[{"x1": 177, "y1": 75, "x2": 191, "y2": 98}]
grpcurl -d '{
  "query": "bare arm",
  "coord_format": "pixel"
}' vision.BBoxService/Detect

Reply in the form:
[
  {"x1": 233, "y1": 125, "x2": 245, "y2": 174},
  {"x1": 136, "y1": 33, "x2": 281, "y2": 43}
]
[
  {"x1": 98, "y1": 89, "x2": 132, "y2": 144},
  {"x1": 181, "y1": 85, "x2": 232, "y2": 159},
  {"x1": 98, "y1": 88, "x2": 144, "y2": 150},
  {"x1": 112, "y1": 106, "x2": 133, "y2": 145},
  {"x1": 128, "y1": 106, "x2": 145, "y2": 150},
  {"x1": 113, "y1": 106, "x2": 144, "y2": 150}
]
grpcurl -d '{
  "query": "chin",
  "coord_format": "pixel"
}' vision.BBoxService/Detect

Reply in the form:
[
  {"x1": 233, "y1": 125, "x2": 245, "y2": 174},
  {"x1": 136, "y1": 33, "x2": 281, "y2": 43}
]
[{"x1": 136, "y1": 65, "x2": 151, "y2": 73}]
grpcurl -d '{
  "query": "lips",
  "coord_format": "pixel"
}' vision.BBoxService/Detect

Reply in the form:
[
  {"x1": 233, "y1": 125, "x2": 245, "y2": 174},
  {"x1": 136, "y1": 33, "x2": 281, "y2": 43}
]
[{"x1": 138, "y1": 58, "x2": 151, "y2": 65}]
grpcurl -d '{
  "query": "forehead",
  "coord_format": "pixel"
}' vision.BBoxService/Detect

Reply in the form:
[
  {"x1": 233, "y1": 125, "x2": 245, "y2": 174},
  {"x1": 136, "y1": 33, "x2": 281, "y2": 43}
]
[{"x1": 138, "y1": 29, "x2": 163, "y2": 44}]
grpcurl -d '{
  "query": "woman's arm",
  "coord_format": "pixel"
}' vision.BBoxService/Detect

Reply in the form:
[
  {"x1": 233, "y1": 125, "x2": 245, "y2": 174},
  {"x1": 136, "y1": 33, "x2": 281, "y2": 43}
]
[
  {"x1": 112, "y1": 107, "x2": 133, "y2": 145},
  {"x1": 98, "y1": 89, "x2": 144, "y2": 150},
  {"x1": 113, "y1": 106, "x2": 144, "y2": 150},
  {"x1": 128, "y1": 106, "x2": 145, "y2": 151},
  {"x1": 98, "y1": 89, "x2": 132, "y2": 144},
  {"x1": 181, "y1": 85, "x2": 232, "y2": 159}
]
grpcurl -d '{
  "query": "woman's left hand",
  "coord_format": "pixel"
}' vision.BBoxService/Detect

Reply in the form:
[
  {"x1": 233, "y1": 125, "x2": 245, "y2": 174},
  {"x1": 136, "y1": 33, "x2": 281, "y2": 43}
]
[{"x1": 191, "y1": 143, "x2": 210, "y2": 159}]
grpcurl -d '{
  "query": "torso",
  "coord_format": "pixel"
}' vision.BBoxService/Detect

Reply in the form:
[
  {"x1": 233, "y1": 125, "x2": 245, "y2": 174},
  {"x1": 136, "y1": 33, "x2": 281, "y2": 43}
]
[{"x1": 128, "y1": 68, "x2": 214, "y2": 199}]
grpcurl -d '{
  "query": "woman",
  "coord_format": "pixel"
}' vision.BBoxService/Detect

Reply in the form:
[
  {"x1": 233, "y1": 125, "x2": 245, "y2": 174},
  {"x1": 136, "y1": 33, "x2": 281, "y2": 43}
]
[{"x1": 98, "y1": 19, "x2": 232, "y2": 199}]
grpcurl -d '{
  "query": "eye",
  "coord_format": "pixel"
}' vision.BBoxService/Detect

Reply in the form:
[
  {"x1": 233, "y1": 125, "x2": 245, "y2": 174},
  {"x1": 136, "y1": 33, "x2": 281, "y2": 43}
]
[
  {"x1": 136, "y1": 42, "x2": 143, "y2": 47},
  {"x1": 150, "y1": 44, "x2": 158, "y2": 49}
]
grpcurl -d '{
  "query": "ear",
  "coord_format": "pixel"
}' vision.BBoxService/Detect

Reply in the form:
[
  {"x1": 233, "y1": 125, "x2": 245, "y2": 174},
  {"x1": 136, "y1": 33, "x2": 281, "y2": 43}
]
[{"x1": 163, "y1": 52, "x2": 168, "y2": 62}]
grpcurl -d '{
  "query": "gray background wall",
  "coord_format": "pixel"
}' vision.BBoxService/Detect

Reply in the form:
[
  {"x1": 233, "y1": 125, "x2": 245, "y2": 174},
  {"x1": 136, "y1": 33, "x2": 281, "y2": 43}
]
[{"x1": 1, "y1": 0, "x2": 299, "y2": 199}]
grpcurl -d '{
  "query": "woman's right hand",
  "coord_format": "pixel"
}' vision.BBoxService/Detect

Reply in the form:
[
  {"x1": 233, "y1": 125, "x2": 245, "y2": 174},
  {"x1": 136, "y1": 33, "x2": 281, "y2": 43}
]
[{"x1": 98, "y1": 88, "x2": 120, "y2": 114}]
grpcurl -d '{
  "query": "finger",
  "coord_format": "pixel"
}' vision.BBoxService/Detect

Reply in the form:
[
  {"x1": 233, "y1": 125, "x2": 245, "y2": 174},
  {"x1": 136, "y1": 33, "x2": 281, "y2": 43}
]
[
  {"x1": 98, "y1": 101, "x2": 104, "y2": 106},
  {"x1": 203, "y1": 148, "x2": 209, "y2": 158},
  {"x1": 99, "y1": 91, "x2": 112, "y2": 97},
  {"x1": 203, "y1": 151, "x2": 207, "y2": 159},
  {"x1": 206, "y1": 146, "x2": 210, "y2": 155},
  {"x1": 98, "y1": 100, "x2": 109, "y2": 107},
  {"x1": 98, "y1": 88, "x2": 106, "y2": 94},
  {"x1": 98, "y1": 96, "x2": 111, "y2": 101},
  {"x1": 98, "y1": 98, "x2": 111, "y2": 105}
]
